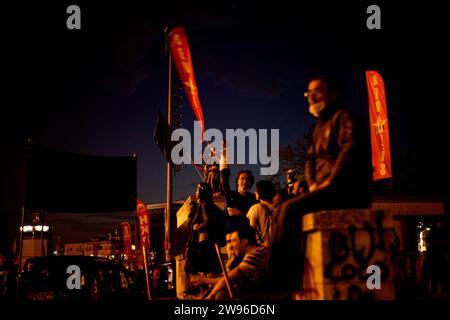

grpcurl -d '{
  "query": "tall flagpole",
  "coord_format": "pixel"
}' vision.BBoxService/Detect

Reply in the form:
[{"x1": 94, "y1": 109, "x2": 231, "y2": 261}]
[
  {"x1": 132, "y1": 153, "x2": 139, "y2": 278},
  {"x1": 165, "y1": 49, "x2": 173, "y2": 263},
  {"x1": 17, "y1": 138, "x2": 31, "y2": 300},
  {"x1": 16, "y1": 205, "x2": 25, "y2": 301}
]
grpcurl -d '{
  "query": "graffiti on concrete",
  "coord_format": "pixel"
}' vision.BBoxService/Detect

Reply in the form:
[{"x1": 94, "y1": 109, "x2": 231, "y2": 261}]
[{"x1": 324, "y1": 211, "x2": 399, "y2": 299}]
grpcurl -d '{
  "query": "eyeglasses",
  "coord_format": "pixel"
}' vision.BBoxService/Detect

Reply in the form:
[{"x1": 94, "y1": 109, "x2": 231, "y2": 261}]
[{"x1": 303, "y1": 88, "x2": 323, "y2": 98}]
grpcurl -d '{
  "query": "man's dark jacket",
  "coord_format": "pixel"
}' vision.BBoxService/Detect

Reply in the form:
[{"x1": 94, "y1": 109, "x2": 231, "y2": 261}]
[{"x1": 305, "y1": 104, "x2": 372, "y2": 204}]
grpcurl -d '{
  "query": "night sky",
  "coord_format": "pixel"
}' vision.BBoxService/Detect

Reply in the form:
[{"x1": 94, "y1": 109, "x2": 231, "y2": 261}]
[{"x1": 2, "y1": 1, "x2": 449, "y2": 244}]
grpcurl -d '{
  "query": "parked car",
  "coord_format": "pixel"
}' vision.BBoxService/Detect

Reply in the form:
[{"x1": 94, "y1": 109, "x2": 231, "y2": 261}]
[
  {"x1": 19, "y1": 256, "x2": 132, "y2": 302},
  {"x1": 0, "y1": 268, "x2": 17, "y2": 301}
]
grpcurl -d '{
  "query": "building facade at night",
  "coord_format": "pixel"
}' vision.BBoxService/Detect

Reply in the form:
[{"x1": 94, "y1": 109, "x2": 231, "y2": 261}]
[
  {"x1": 20, "y1": 212, "x2": 53, "y2": 263},
  {"x1": 64, "y1": 235, "x2": 125, "y2": 259},
  {"x1": 146, "y1": 201, "x2": 184, "y2": 260}
]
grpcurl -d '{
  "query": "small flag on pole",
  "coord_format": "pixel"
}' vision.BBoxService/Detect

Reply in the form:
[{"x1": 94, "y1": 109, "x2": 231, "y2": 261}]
[{"x1": 153, "y1": 111, "x2": 173, "y2": 164}]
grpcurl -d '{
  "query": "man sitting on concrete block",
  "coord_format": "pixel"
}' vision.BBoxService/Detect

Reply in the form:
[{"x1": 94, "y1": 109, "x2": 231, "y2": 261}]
[{"x1": 268, "y1": 75, "x2": 372, "y2": 292}]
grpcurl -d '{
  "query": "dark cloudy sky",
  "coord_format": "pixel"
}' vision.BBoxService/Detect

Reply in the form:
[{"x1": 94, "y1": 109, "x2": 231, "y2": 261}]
[{"x1": 2, "y1": 0, "x2": 449, "y2": 243}]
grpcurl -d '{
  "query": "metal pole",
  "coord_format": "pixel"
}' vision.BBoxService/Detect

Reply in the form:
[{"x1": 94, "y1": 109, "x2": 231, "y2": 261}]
[
  {"x1": 39, "y1": 211, "x2": 45, "y2": 256},
  {"x1": 18, "y1": 138, "x2": 32, "y2": 272},
  {"x1": 132, "y1": 153, "x2": 138, "y2": 277},
  {"x1": 40, "y1": 228, "x2": 44, "y2": 256},
  {"x1": 142, "y1": 245, "x2": 152, "y2": 301},
  {"x1": 17, "y1": 206, "x2": 25, "y2": 272},
  {"x1": 165, "y1": 51, "x2": 173, "y2": 263},
  {"x1": 214, "y1": 244, "x2": 234, "y2": 299},
  {"x1": 17, "y1": 137, "x2": 31, "y2": 300},
  {"x1": 16, "y1": 205, "x2": 25, "y2": 301},
  {"x1": 134, "y1": 210, "x2": 139, "y2": 278}
]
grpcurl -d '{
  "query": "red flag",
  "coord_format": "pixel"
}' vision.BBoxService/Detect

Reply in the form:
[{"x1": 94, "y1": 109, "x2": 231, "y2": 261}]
[
  {"x1": 121, "y1": 222, "x2": 132, "y2": 260},
  {"x1": 168, "y1": 26, "x2": 205, "y2": 135},
  {"x1": 136, "y1": 200, "x2": 150, "y2": 251},
  {"x1": 366, "y1": 71, "x2": 392, "y2": 180}
]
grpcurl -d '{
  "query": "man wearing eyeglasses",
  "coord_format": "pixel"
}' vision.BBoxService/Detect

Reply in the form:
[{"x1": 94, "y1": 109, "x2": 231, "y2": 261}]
[{"x1": 267, "y1": 76, "x2": 372, "y2": 292}]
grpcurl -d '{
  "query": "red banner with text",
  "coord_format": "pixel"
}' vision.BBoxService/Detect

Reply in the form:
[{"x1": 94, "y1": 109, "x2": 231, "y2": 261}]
[
  {"x1": 366, "y1": 70, "x2": 392, "y2": 180},
  {"x1": 121, "y1": 222, "x2": 132, "y2": 260},
  {"x1": 136, "y1": 200, "x2": 150, "y2": 251},
  {"x1": 169, "y1": 26, "x2": 205, "y2": 136}
]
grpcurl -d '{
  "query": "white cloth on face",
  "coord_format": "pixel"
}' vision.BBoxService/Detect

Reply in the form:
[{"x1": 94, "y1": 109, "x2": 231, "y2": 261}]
[{"x1": 309, "y1": 102, "x2": 326, "y2": 117}]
